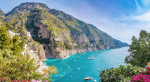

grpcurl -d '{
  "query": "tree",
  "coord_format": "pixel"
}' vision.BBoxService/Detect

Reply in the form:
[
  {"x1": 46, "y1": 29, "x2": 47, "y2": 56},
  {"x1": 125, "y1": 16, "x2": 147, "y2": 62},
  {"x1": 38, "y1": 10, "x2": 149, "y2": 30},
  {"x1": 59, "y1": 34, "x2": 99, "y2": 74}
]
[
  {"x1": 20, "y1": 37, "x2": 25, "y2": 51},
  {"x1": 125, "y1": 30, "x2": 150, "y2": 67},
  {"x1": 11, "y1": 35, "x2": 21, "y2": 55},
  {"x1": 100, "y1": 30, "x2": 150, "y2": 82},
  {"x1": 5, "y1": 23, "x2": 14, "y2": 30},
  {"x1": 0, "y1": 50, "x2": 43, "y2": 81},
  {"x1": 0, "y1": 22, "x2": 56, "y2": 81},
  {"x1": 0, "y1": 27, "x2": 11, "y2": 49}
]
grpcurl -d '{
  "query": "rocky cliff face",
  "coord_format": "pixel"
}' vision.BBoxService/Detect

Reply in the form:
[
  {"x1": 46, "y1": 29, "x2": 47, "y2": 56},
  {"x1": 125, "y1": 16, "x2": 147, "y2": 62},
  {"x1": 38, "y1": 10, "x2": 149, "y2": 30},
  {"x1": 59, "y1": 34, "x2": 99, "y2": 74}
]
[{"x1": 3, "y1": 2, "x2": 128, "y2": 59}]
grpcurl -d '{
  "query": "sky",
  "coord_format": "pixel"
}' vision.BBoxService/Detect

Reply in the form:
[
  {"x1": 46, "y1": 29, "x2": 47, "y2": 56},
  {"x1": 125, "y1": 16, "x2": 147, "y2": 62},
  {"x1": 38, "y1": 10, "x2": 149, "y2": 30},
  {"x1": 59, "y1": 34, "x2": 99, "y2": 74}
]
[{"x1": 0, "y1": 0, "x2": 150, "y2": 44}]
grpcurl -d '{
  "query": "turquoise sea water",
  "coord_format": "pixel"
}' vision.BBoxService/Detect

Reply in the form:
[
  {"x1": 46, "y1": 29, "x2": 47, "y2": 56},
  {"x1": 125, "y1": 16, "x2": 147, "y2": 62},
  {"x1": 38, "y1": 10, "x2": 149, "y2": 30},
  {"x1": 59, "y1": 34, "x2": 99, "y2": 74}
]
[{"x1": 44, "y1": 47, "x2": 130, "y2": 82}]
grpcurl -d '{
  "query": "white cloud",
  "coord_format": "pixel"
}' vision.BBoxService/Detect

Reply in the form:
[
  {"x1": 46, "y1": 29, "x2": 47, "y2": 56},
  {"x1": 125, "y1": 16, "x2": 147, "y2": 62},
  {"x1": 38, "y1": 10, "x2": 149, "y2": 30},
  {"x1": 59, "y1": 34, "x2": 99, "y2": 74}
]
[
  {"x1": 93, "y1": 11, "x2": 150, "y2": 44},
  {"x1": 132, "y1": 11, "x2": 150, "y2": 22},
  {"x1": 92, "y1": 18, "x2": 139, "y2": 44},
  {"x1": 94, "y1": 0, "x2": 150, "y2": 44}
]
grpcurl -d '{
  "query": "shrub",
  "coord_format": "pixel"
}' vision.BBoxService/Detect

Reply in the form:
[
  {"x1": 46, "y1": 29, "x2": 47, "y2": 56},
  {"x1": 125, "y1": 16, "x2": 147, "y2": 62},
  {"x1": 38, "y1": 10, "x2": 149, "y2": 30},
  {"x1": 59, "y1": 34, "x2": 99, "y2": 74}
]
[
  {"x1": 100, "y1": 65, "x2": 143, "y2": 82},
  {"x1": 131, "y1": 66, "x2": 150, "y2": 82},
  {"x1": 64, "y1": 42, "x2": 73, "y2": 50}
]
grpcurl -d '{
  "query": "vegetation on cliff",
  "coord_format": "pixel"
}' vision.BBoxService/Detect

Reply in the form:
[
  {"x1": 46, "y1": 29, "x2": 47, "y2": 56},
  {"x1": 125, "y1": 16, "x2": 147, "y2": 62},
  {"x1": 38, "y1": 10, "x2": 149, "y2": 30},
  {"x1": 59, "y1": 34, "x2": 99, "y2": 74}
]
[
  {"x1": 49, "y1": 9, "x2": 128, "y2": 49},
  {"x1": 0, "y1": 22, "x2": 56, "y2": 81}
]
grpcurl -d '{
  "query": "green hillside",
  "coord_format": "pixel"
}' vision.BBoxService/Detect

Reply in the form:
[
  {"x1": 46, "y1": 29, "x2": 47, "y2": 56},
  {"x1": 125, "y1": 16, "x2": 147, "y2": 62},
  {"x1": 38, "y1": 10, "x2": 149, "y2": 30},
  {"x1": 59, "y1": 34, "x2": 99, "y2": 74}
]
[{"x1": 3, "y1": 2, "x2": 128, "y2": 58}]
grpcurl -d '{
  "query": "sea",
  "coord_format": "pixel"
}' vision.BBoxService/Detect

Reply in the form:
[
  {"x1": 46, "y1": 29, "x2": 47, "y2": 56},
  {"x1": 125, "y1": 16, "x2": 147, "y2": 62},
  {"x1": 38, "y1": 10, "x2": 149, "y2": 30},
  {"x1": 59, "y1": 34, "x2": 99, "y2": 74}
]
[{"x1": 44, "y1": 47, "x2": 130, "y2": 82}]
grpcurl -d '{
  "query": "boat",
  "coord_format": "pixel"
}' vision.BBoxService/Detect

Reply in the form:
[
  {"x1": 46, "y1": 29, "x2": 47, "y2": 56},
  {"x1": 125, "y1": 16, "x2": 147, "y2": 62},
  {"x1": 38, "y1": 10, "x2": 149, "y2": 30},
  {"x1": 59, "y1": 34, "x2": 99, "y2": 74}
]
[
  {"x1": 88, "y1": 57, "x2": 94, "y2": 60},
  {"x1": 97, "y1": 69, "x2": 100, "y2": 71},
  {"x1": 94, "y1": 80, "x2": 96, "y2": 82},
  {"x1": 84, "y1": 77, "x2": 92, "y2": 80}
]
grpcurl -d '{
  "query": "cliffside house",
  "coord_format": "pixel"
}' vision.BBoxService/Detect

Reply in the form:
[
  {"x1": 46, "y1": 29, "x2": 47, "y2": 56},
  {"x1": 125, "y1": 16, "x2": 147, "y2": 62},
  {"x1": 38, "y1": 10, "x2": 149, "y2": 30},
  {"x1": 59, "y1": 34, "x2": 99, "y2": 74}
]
[
  {"x1": 15, "y1": 33, "x2": 20, "y2": 36},
  {"x1": 21, "y1": 52, "x2": 26, "y2": 55},
  {"x1": 8, "y1": 30, "x2": 15, "y2": 38},
  {"x1": 21, "y1": 44, "x2": 27, "y2": 55},
  {"x1": 25, "y1": 31, "x2": 31, "y2": 36},
  {"x1": 7, "y1": 30, "x2": 21, "y2": 38},
  {"x1": 55, "y1": 38, "x2": 59, "y2": 41}
]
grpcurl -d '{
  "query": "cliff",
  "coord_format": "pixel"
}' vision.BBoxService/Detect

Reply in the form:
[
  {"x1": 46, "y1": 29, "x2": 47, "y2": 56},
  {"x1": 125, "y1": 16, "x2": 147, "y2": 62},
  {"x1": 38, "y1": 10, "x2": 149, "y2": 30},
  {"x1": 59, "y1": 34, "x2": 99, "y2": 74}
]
[{"x1": 3, "y1": 2, "x2": 128, "y2": 59}]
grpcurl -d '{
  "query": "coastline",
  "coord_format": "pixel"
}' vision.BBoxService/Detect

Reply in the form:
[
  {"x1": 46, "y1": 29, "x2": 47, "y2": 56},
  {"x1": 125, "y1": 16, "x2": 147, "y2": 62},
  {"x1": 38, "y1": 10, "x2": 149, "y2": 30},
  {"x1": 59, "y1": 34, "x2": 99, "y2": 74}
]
[{"x1": 55, "y1": 46, "x2": 129, "y2": 59}]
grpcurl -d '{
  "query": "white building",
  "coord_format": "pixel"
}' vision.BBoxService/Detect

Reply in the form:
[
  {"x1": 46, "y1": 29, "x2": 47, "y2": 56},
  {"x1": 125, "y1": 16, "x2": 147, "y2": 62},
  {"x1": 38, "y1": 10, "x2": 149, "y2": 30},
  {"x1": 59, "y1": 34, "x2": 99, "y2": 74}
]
[
  {"x1": 7, "y1": 30, "x2": 15, "y2": 38},
  {"x1": 55, "y1": 38, "x2": 59, "y2": 41},
  {"x1": 15, "y1": 33, "x2": 20, "y2": 36},
  {"x1": 21, "y1": 52, "x2": 26, "y2": 55},
  {"x1": 24, "y1": 44, "x2": 27, "y2": 50}
]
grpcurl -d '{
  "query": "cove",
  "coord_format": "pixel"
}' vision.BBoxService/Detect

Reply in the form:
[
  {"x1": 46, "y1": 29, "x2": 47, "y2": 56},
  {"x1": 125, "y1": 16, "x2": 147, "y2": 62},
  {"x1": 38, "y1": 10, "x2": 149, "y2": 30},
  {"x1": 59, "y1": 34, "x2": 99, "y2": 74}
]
[{"x1": 44, "y1": 47, "x2": 130, "y2": 82}]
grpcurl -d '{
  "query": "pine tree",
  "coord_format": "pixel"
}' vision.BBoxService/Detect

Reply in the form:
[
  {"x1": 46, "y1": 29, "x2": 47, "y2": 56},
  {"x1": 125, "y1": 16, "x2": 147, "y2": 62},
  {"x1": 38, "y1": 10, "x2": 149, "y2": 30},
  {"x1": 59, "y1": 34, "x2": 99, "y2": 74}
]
[{"x1": 125, "y1": 30, "x2": 150, "y2": 67}]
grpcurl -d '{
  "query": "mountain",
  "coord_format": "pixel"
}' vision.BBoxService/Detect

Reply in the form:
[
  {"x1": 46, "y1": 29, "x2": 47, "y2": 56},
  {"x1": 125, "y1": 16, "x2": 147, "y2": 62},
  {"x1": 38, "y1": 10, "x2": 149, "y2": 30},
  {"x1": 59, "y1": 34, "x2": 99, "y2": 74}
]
[
  {"x1": 3, "y1": 2, "x2": 128, "y2": 59},
  {"x1": 0, "y1": 9, "x2": 4, "y2": 20}
]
